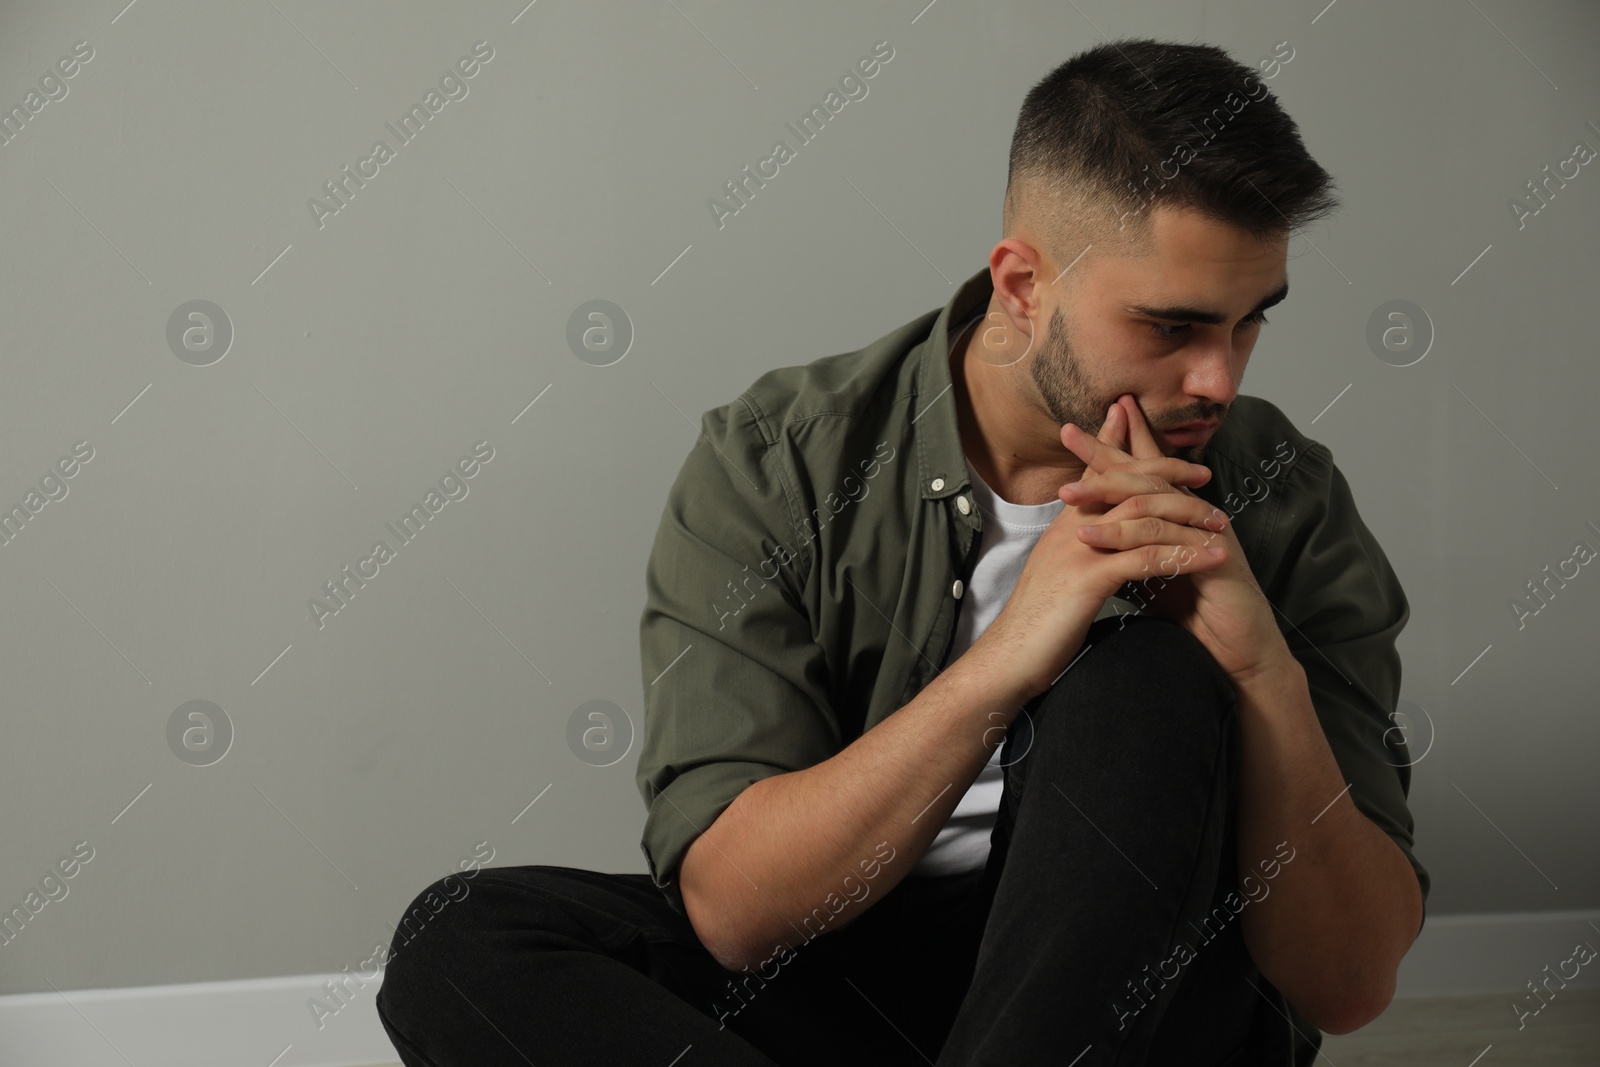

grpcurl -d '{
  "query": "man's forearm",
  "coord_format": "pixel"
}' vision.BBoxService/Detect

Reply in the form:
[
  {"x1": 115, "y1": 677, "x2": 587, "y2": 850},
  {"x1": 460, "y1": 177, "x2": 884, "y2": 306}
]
[
  {"x1": 1231, "y1": 652, "x2": 1423, "y2": 1034},
  {"x1": 680, "y1": 646, "x2": 1030, "y2": 972}
]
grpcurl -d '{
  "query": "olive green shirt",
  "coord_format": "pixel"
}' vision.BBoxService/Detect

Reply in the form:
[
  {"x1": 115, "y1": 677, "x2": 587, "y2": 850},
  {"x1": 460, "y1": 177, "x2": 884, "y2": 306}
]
[{"x1": 636, "y1": 266, "x2": 1427, "y2": 1062}]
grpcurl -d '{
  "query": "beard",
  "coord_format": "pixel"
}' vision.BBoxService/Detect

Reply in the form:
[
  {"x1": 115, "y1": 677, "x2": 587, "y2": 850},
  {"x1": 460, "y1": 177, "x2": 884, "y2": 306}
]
[{"x1": 1029, "y1": 304, "x2": 1224, "y2": 465}]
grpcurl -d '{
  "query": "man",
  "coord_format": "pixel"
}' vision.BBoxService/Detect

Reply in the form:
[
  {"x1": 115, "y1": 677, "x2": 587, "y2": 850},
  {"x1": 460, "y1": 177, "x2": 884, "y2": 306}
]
[{"x1": 376, "y1": 37, "x2": 1427, "y2": 1066}]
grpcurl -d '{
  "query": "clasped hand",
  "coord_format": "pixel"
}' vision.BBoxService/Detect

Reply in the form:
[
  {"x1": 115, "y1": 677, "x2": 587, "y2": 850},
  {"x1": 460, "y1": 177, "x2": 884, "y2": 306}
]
[{"x1": 1059, "y1": 395, "x2": 1289, "y2": 682}]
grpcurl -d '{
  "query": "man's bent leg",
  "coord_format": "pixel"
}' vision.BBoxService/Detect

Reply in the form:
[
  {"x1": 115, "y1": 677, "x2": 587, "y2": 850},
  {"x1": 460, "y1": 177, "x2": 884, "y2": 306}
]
[
  {"x1": 375, "y1": 865, "x2": 782, "y2": 1067},
  {"x1": 935, "y1": 614, "x2": 1260, "y2": 1066}
]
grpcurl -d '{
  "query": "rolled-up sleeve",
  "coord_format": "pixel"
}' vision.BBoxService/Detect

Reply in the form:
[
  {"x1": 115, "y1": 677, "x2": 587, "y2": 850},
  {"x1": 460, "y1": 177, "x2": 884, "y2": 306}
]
[
  {"x1": 1264, "y1": 443, "x2": 1430, "y2": 931},
  {"x1": 636, "y1": 398, "x2": 841, "y2": 918}
]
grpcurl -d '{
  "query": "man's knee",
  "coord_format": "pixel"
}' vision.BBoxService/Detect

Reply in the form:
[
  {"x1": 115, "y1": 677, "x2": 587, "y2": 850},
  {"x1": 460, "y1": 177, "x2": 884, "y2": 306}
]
[
  {"x1": 1094, "y1": 613, "x2": 1234, "y2": 692},
  {"x1": 378, "y1": 866, "x2": 602, "y2": 1003},
  {"x1": 1030, "y1": 614, "x2": 1237, "y2": 733},
  {"x1": 377, "y1": 872, "x2": 481, "y2": 1010},
  {"x1": 391, "y1": 870, "x2": 482, "y2": 949}
]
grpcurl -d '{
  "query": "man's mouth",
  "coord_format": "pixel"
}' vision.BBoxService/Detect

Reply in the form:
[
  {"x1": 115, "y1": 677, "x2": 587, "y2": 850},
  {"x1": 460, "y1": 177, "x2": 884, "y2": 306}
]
[{"x1": 1161, "y1": 420, "x2": 1219, "y2": 444}]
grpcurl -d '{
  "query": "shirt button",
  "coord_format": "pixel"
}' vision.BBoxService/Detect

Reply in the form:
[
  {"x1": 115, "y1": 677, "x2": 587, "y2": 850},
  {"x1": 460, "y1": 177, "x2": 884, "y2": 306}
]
[
  {"x1": 952, "y1": 579, "x2": 965, "y2": 599},
  {"x1": 931, "y1": 477, "x2": 945, "y2": 492},
  {"x1": 956, "y1": 495, "x2": 971, "y2": 515}
]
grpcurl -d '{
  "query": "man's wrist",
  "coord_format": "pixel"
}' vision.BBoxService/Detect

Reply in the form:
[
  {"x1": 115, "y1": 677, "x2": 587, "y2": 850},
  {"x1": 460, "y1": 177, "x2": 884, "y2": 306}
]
[
  {"x1": 945, "y1": 631, "x2": 1046, "y2": 710},
  {"x1": 1230, "y1": 642, "x2": 1303, "y2": 691}
]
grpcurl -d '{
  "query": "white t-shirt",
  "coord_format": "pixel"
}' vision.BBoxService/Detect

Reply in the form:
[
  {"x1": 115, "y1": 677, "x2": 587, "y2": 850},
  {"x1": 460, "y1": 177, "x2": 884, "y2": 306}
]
[{"x1": 907, "y1": 448, "x2": 1065, "y2": 877}]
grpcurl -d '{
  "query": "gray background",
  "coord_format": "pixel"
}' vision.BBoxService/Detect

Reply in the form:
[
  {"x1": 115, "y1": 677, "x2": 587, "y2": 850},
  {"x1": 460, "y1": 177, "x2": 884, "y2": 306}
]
[{"x1": 1, "y1": 0, "x2": 1595, "y2": 998}]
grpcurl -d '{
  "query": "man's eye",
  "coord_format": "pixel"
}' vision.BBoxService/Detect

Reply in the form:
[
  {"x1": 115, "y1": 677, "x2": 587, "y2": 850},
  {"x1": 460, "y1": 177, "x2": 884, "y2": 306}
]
[{"x1": 1145, "y1": 311, "x2": 1268, "y2": 341}]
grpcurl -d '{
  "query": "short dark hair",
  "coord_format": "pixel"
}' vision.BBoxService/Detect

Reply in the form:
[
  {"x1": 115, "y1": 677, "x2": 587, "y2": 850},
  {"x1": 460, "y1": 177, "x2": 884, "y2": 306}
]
[{"x1": 1003, "y1": 37, "x2": 1339, "y2": 264}]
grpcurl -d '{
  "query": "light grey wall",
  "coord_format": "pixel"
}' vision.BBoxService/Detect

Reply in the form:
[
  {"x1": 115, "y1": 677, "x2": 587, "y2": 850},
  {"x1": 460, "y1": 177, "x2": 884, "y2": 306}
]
[{"x1": 1, "y1": 0, "x2": 1595, "y2": 997}]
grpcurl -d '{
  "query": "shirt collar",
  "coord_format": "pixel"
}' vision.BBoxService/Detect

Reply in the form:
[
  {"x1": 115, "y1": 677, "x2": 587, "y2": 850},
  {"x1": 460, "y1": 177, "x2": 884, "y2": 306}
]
[{"x1": 914, "y1": 266, "x2": 994, "y2": 501}]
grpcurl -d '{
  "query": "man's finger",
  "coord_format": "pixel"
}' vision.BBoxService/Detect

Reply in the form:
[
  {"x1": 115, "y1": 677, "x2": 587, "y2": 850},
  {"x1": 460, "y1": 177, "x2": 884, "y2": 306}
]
[
  {"x1": 1064, "y1": 420, "x2": 1178, "y2": 485},
  {"x1": 1062, "y1": 421, "x2": 1133, "y2": 472},
  {"x1": 1119, "y1": 395, "x2": 1163, "y2": 462},
  {"x1": 1095, "y1": 403, "x2": 1125, "y2": 448},
  {"x1": 1065, "y1": 421, "x2": 1212, "y2": 493}
]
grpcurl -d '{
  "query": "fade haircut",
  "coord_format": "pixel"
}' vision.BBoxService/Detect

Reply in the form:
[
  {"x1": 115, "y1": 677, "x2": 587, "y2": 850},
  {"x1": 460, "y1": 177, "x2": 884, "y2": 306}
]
[{"x1": 1003, "y1": 38, "x2": 1340, "y2": 274}]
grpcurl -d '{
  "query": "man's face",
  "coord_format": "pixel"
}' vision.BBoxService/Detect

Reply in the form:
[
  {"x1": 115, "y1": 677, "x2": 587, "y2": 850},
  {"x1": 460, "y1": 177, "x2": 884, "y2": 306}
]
[{"x1": 1027, "y1": 207, "x2": 1290, "y2": 465}]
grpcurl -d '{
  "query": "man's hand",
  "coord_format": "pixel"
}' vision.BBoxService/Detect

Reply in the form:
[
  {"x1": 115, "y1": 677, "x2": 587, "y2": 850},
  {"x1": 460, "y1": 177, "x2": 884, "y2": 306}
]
[
  {"x1": 1060, "y1": 395, "x2": 1291, "y2": 682},
  {"x1": 965, "y1": 404, "x2": 1227, "y2": 705}
]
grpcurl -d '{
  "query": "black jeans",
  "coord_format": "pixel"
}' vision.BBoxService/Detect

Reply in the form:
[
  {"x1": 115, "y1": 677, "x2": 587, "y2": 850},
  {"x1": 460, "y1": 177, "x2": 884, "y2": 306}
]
[{"x1": 376, "y1": 615, "x2": 1275, "y2": 1066}]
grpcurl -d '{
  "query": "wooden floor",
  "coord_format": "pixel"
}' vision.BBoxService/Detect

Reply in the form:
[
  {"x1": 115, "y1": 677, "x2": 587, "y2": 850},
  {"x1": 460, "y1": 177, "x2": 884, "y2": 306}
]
[{"x1": 358, "y1": 990, "x2": 1600, "y2": 1066}]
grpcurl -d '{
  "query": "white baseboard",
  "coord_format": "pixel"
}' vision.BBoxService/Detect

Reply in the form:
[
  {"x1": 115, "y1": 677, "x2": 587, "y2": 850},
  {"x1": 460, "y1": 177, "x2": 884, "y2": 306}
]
[
  {"x1": 2, "y1": 910, "x2": 1595, "y2": 1065},
  {"x1": 0, "y1": 971, "x2": 394, "y2": 1067},
  {"x1": 1397, "y1": 908, "x2": 1600, "y2": 997}
]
